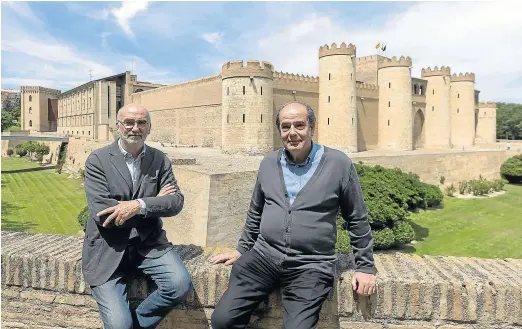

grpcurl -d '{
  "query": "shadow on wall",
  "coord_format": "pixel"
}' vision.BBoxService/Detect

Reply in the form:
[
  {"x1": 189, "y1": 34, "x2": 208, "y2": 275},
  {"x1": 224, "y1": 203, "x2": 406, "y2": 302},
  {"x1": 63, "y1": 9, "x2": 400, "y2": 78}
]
[{"x1": 1, "y1": 201, "x2": 35, "y2": 232}]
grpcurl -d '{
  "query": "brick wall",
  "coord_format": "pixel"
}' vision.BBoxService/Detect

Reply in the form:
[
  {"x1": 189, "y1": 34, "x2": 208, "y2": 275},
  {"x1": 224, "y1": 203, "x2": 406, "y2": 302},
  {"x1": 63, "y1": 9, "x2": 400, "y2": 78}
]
[{"x1": 2, "y1": 232, "x2": 521, "y2": 329}]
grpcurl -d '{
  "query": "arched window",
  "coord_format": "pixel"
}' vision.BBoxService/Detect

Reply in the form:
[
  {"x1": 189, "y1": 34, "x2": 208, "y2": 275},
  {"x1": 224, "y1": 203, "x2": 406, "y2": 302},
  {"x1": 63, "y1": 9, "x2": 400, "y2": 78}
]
[
  {"x1": 29, "y1": 120, "x2": 32, "y2": 127},
  {"x1": 419, "y1": 85, "x2": 424, "y2": 95},
  {"x1": 413, "y1": 85, "x2": 418, "y2": 94},
  {"x1": 29, "y1": 95, "x2": 32, "y2": 102},
  {"x1": 29, "y1": 107, "x2": 32, "y2": 114}
]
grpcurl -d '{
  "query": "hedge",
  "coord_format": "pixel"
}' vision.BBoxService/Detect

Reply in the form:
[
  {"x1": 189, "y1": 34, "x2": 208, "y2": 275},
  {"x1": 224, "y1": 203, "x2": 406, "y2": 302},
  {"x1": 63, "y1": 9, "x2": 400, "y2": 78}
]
[
  {"x1": 335, "y1": 163, "x2": 443, "y2": 252},
  {"x1": 500, "y1": 154, "x2": 522, "y2": 183}
]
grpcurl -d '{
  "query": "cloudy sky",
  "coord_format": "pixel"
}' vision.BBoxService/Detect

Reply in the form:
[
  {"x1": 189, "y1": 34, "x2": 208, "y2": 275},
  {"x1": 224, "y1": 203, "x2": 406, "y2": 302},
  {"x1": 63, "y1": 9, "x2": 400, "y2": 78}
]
[{"x1": 1, "y1": 1, "x2": 521, "y2": 103}]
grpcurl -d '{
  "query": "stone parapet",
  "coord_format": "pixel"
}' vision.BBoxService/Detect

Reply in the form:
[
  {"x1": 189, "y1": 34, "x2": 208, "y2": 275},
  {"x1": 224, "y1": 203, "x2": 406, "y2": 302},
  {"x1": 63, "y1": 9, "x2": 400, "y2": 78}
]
[
  {"x1": 479, "y1": 102, "x2": 497, "y2": 108},
  {"x1": 221, "y1": 60, "x2": 273, "y2": 80},
  {"x1": 421, "y1": 66, "x2": 451, "y2": 77},
  {"x1": 378, "y1": 56, "x2": 412, "y2": 69},
  {"x1": 2, "y1": 231, "x2": 522, "y2": 329},
  {"x1": 319, "y1": 42, "x2": 356, "y2": 58},
  {"x1": 451, "y1": 73, "x2": 475, "y2": 82}
]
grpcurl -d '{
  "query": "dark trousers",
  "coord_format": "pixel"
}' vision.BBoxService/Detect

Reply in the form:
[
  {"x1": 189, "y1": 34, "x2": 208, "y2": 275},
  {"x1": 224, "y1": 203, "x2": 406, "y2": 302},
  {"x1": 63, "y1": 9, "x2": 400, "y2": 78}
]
[{"x1": 211, "y1": 249, "x2": 334, "y2": 329}]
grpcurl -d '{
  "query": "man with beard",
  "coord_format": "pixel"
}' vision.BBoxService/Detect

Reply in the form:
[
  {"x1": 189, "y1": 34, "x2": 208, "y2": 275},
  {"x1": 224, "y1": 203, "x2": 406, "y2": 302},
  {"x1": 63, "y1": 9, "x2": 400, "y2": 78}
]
[
  {"x1": 82, "y1": 104, "x2": 192, "y2": 329},
  {"x1": 210, "y1": 101, "x2": 377, "y2": 329}
]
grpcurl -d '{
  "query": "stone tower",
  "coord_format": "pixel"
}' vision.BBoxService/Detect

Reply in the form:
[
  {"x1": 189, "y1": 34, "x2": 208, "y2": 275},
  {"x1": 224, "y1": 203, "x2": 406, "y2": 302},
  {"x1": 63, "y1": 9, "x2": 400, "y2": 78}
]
[
  {"x1": 450, "y1": 73, "x2": 476, "y2": 148},
  {"x1": 221, "y1": 60, "x2": 274, "y2": 155},
  {"x1": 20, "y1": 86, "x2": 61, "y2": 132},
  {"x1": 475, "y1": 102, "x2": 497, "y2": 144},
  {"x1": 317, "y1": 42, "x2": 357, "y2": 152},
  {"x1": 421, "y1": 66, "x2": 452, "y2": 148},
  {"x1": 377, "y1": 56, "x2": 413, "y2": 150}
]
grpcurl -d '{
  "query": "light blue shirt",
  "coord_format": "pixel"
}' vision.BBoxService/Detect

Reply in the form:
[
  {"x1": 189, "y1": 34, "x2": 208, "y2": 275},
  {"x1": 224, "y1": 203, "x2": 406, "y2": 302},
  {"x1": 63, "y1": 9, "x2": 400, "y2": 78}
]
[
  {"x1": 118, "y1": 138, "x2": 147, "y2": 215},
  {"x1": 280, "y1": 141, "x2": 324, "y2": 205}
]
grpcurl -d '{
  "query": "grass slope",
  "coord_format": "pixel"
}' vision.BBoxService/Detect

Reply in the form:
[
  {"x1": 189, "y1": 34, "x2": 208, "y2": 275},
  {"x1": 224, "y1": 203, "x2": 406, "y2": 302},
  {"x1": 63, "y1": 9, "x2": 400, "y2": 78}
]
[
  {"x1": 1, "y1": 157, "x2": 85, "y2": 235},
  {"x1": 408, "y1": 184, "x2": 522, "y2": 258}
]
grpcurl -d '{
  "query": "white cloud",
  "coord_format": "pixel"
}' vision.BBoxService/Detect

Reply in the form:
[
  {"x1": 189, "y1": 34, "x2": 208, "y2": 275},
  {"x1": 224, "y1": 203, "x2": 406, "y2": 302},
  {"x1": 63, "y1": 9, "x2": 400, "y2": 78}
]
[
  {"x1": 2, "y1": 1, "x2": 43, "y2": 25},
  {"x1": 234, "y1": 2, "x2": 522, "y2": 103},
  {"x1": 110, "y1": 1, "x2": 149, "y2": 37},
  {"x1": 64, "y1": 2, "x2": 109, "y2": 20},
  {"x1": 201, "y1": 32, "x2": 222, "y2": 45}
]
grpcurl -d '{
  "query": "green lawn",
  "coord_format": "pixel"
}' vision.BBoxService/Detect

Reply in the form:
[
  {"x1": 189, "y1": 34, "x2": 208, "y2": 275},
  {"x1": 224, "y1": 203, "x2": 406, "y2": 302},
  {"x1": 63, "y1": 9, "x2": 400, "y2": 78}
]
[
  {"x1": 408, "y1": 183, "x2": 522, "y2": 259},
  {"x1": 1, "y1": 157, "x2": 85, "y2": 235}
]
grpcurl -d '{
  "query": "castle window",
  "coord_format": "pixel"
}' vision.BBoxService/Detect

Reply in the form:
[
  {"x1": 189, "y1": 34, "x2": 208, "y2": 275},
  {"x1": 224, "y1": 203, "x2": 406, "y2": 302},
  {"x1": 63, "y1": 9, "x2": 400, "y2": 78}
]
[
  {"x1": 88, "y1": 131, "x2": 91, "y2": 135},
  {"x1": 242, "y1": 114, "x2": 245, "y2": 123},
  {"x1": 389, "y1": 82, "x2": 391, "y2": 88},
  {"x1": 458, "y1": 93, "x2": 460, "y2": 98},
  {"x1": 388, "y1": 120, "x2": 390, "y2": 126},
  {"x1": 388, "y1": 101, "x2": 391, "y2": 107},
  {"x1": 243, "y1": 86, "x2": 245, "y2": 95},
  {"x1": 484, "y1": 111, "x2": 486, "y2": 116},
  {"x1": 457, "y1": 108, "x2": 459, "y2": 113},
  {"x1": 82, "y1": 131, "x2": 84, "y2": 135},
  {"x1": 227, "y1": 87, "x2": 229, "y2": 96},
  {"x1": 29, "y1": 120, "x2": 32, "y2": 127},
  {"x1": 328, "y1": 118, "x2": 330, "y2": 125},
  {"x1": 432, "y1": 106, "x2": 435, "y2": 111},
  {"x1": 420, "y1": 85, "x2": 424, "y2": 95},
  {"x1": 413, "y1": 85, "x2": 418, "y2": 94},
  {"x1": 352, "y1": 117, "x2": 354, "y2": 125},
  {"x1": 227, "y1": 114, "x2": 229, "y2": 123},
  {"x1": 351, "y1": 73, "x2": 353, "y2": 80},
  {"x1": 260, "y1": 114, "x2": 263, "y2": 123},
  {"x1": 29, "y1": 95, "x2": 32, "y2": 102},
  {"x1": 29, "y1": 107, "x2": 32, "y2": 114},
  {"x1": 329, "y1": 73, "x2": 331, "y2": 80},
  {"x1": 328, "y1": 96, "x2": 330, "y2": 103},
  {"x1": 433, "y1": 89, "x2": 435, "y2": 95},
  {"x1": 77, "y1": 131, "x2": 79, "y2": 135},
  {"x1": 261, "y1": 86, "x2": 263, "y2": 95}
]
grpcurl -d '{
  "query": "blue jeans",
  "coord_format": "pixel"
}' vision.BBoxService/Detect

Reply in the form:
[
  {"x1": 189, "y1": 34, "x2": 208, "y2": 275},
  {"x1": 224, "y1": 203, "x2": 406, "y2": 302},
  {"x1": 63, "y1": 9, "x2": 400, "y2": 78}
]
[{"x1": 90, "y1": 249, "x2": 192, "y2": 329}]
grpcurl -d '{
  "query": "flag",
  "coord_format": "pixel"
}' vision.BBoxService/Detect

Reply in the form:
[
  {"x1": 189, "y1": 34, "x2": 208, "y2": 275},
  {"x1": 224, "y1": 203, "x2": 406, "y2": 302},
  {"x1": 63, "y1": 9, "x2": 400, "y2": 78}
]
[
  {"x1": 375, "y1": 43, "x2": 380, "y2": 49},
  {"x1": 382, "y1": 45, "x2": 387, "y2": 51}
]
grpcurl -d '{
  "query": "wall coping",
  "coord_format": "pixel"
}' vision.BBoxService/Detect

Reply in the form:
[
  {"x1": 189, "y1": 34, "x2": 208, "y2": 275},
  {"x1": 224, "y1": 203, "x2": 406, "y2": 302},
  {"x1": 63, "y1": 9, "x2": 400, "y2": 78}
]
[{"x1": 2, "y1": 231, "x2": 522, "y2": 326}]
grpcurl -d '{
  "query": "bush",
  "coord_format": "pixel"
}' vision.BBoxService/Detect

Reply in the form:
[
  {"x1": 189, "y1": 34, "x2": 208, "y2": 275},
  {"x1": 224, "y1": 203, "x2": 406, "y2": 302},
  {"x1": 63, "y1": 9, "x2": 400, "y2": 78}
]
[
  {"x1": 77, "y1": 205, "x2": 89, "y2": 231},
  {"x1": 500, "y1": 154, "x2": 522, "y2": 184},
  {"x1": 6, "y1": 149, "x2": 13, "y2": 156},
  {"x1": 335, "y1": 163, "x2": 443, "y2": 252},
  {"x1": 492, "y1": 179, "x2": 508, "y2": 191},
  {"x1": 15, "y1": 144, "x2": 27, "y2": 157},
  {"x1": 445, "y1": 184, "x2": 456, "y2": 196},
  {"x1": 469, "y1": 179, "x2": 493, "y2": 196},
  {"x1": 458, "y1": 180, "x2": 469, "y2": 194}
]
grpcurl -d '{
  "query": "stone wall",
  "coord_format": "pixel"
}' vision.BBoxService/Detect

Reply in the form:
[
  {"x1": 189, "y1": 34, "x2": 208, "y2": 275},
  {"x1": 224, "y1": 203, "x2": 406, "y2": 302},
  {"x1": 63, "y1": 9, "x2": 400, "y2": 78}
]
[
  {"x1": 63, "y1": 137, "x2": 112, "y2": 174},
  {"x1": 3, "y1": 231, "x2": 522, "y2": 329}
]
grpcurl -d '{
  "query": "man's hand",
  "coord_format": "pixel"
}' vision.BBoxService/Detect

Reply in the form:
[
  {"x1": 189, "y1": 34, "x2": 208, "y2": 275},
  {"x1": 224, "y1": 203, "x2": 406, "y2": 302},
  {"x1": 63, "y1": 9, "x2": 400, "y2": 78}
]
[
  {"x1": 210, "y1": 250, "x2": 241, "y2": 266},
  {"x1": 98, "y1": 200, "x2": 141, "y2": 227},
  {"x1": 157, "y1": 183, "x2": 177, "y2": 197},
  {"x1": 352, "y1": 272, "x2": 377, "y2": 296}
]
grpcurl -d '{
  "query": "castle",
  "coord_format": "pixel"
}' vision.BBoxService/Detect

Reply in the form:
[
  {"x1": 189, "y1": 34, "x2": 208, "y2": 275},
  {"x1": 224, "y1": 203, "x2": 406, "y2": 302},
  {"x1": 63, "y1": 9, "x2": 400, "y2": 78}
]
[{"x1": 24, "y1": 42, "x2": 497, "y2": 153}]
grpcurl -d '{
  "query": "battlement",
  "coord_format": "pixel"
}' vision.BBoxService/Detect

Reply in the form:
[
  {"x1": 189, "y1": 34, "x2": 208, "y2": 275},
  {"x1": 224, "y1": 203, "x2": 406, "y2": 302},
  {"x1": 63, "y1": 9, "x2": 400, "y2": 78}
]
[
  {"x1": 21, "y1": 86, "x2": 61, "y2": 96},
  {"x1": 273, "y1": 71, "x2": 319, "y2": 84},
  {"x1": 421, "y1": 66, "x2": 451, "y2": 77},
  {"x1": 479, "y1": 102, "x2": 497, "y2": 108},
  {"x1": 221, "y1": 60, "x2": 273, "y2": 80},
  {"x1": 356, "y1": 81, "x2": 379, "y2": 91},
  {"x1": 318, "y1": 42, "x2": 356, "y2": 58},
  {"x1": 451, "y1": 72, "x2": 475, "y2": 82},
  {"x1": 378, "y1": 56, "x2": 412, "y2": 69},
  {"x1": 356, "y1": 55, "x2": 386, "y2": 63}
]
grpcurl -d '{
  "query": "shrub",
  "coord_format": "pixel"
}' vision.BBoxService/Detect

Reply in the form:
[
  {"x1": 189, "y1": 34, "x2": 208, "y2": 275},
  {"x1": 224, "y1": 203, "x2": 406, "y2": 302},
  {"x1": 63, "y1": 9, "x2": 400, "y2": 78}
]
[
  {"x1": 445, "y1": 184, "x2": 456, "y2": 196},
  {"x1": 77, "y1": 205, "x2": 89, "y2": 231},
  {"x1": 15, "y1": 144, "x2": 27, "y2": 157},
  {"x1": 469, "y1": 179, "x2": 493, "y2": 196},
  {"x1": 373, "y1": 228, "x2": 395, "y2": 250},
  {"x1": 6, "y1": 149, "x2": 13, "y2": 156},
  {"x1": 500, "y1": 154, "x2": 522, "y2": 184},
  {"x1": 492, "y1": 179, "x2": 508, "y2": 191},
  {"x1": 392, "y1": 220, "x2": 415, "y2": 246},
  {"x1": 335, "y1": 216, "x2": 352, "y2": 254},
  {"x1": 422, "y1": 183, "x2": 443, "y2": 207},
  {"x1": 439, "y1": 175, "x2": 446, "y2": 185},
  {"x1": 458, "y1": 180, "x2": 469, "y2": 194}
]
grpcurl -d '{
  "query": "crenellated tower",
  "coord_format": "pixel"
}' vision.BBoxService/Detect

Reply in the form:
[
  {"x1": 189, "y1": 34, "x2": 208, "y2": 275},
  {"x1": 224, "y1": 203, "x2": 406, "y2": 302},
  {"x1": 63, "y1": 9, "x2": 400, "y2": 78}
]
[
  {"x1": 421, "y1": 66, "x2": 452, "y2": 148},
  {"x1": 475, "y1": 102, "x2": 497, "y2": 144},
  {"x1": 221, "y1": 60, "x2": 274, "y2": 155},
  {"x1": 377, "y1": 56, "x2": 413, "y2": 150},
  {"x1": 450, "y1": 72, "x2": 476, "y2": 148},
  {"x1": 317, "y1": 42, "x2": 357, "y2": 152}
]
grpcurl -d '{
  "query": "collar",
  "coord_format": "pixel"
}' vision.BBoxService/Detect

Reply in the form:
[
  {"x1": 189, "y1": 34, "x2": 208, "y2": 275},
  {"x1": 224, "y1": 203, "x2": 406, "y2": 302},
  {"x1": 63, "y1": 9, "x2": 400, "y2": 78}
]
[
  {"x1": 283, "y1": 141, "x2": 317, "y2": 167},
  {"x1": 118, "y1": 138, "x2": 147, "y2": 160}
]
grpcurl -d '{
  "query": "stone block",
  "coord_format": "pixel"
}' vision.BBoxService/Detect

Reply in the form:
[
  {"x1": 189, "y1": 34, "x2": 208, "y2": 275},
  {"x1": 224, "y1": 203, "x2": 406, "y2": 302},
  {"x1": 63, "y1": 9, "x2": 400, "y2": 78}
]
[
  {"x1": 340, "y1": 322, "x2": 384, "y2": 329},
  {"x1": 20, "y1": 290, "x2": 56, "y2": 303}
]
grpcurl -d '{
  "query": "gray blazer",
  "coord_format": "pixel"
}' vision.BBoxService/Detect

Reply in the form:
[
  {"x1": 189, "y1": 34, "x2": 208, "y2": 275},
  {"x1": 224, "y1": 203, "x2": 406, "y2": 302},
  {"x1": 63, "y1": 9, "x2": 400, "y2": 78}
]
[{"x1": 81, "y1": 141, "x2": 184, "y2": 286}]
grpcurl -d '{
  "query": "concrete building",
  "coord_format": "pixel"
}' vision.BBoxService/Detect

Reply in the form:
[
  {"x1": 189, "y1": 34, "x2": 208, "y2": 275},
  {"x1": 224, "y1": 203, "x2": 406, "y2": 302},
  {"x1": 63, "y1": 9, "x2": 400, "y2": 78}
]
[
  {"x1": 1, "y1": 89, "x2": 21, "y2": 110},
  {"x1": 56, "y1": 71, "x2": 164, "y2": 140},
  {"x1": 20, "y1": 86, "x2": 61, "y2": 132}
]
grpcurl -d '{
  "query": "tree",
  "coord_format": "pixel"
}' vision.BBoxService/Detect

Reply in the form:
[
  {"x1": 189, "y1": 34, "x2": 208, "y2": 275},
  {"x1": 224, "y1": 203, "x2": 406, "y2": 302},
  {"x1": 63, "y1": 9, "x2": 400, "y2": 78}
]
[
  {"x1": 19, "y1": 141, "x2": 39, "y2": 161},
  {"x1": 35, "y1": 143, "x2": 50, "y2": 163},
  {"x1": 1, "y1": 107, "x2": 20, "y2": 131},
  {"x1": 496, "y1": 103, "x2": 522, "y2": 140}
]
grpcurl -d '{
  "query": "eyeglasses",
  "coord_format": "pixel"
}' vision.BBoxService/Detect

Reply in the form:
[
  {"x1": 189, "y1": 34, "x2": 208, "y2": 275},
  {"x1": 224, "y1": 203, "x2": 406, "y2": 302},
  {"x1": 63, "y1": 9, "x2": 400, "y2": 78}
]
[{"x1": 118, "y1": 119, "x2": 148, "y2": 129}]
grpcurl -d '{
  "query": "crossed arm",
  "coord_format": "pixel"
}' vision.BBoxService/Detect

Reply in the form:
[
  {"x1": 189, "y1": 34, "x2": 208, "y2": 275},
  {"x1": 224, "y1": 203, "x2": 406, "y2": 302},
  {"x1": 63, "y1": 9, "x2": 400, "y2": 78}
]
[{"x1": 84, "y1": 153, "x2": 184, "y2": 228}]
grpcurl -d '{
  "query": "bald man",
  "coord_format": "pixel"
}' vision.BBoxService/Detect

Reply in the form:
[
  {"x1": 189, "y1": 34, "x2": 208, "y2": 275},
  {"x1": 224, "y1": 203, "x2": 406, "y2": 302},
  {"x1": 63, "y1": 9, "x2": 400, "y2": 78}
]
[{"x1": 82, "y1": 104, "x2": 192, "y2": 329}]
